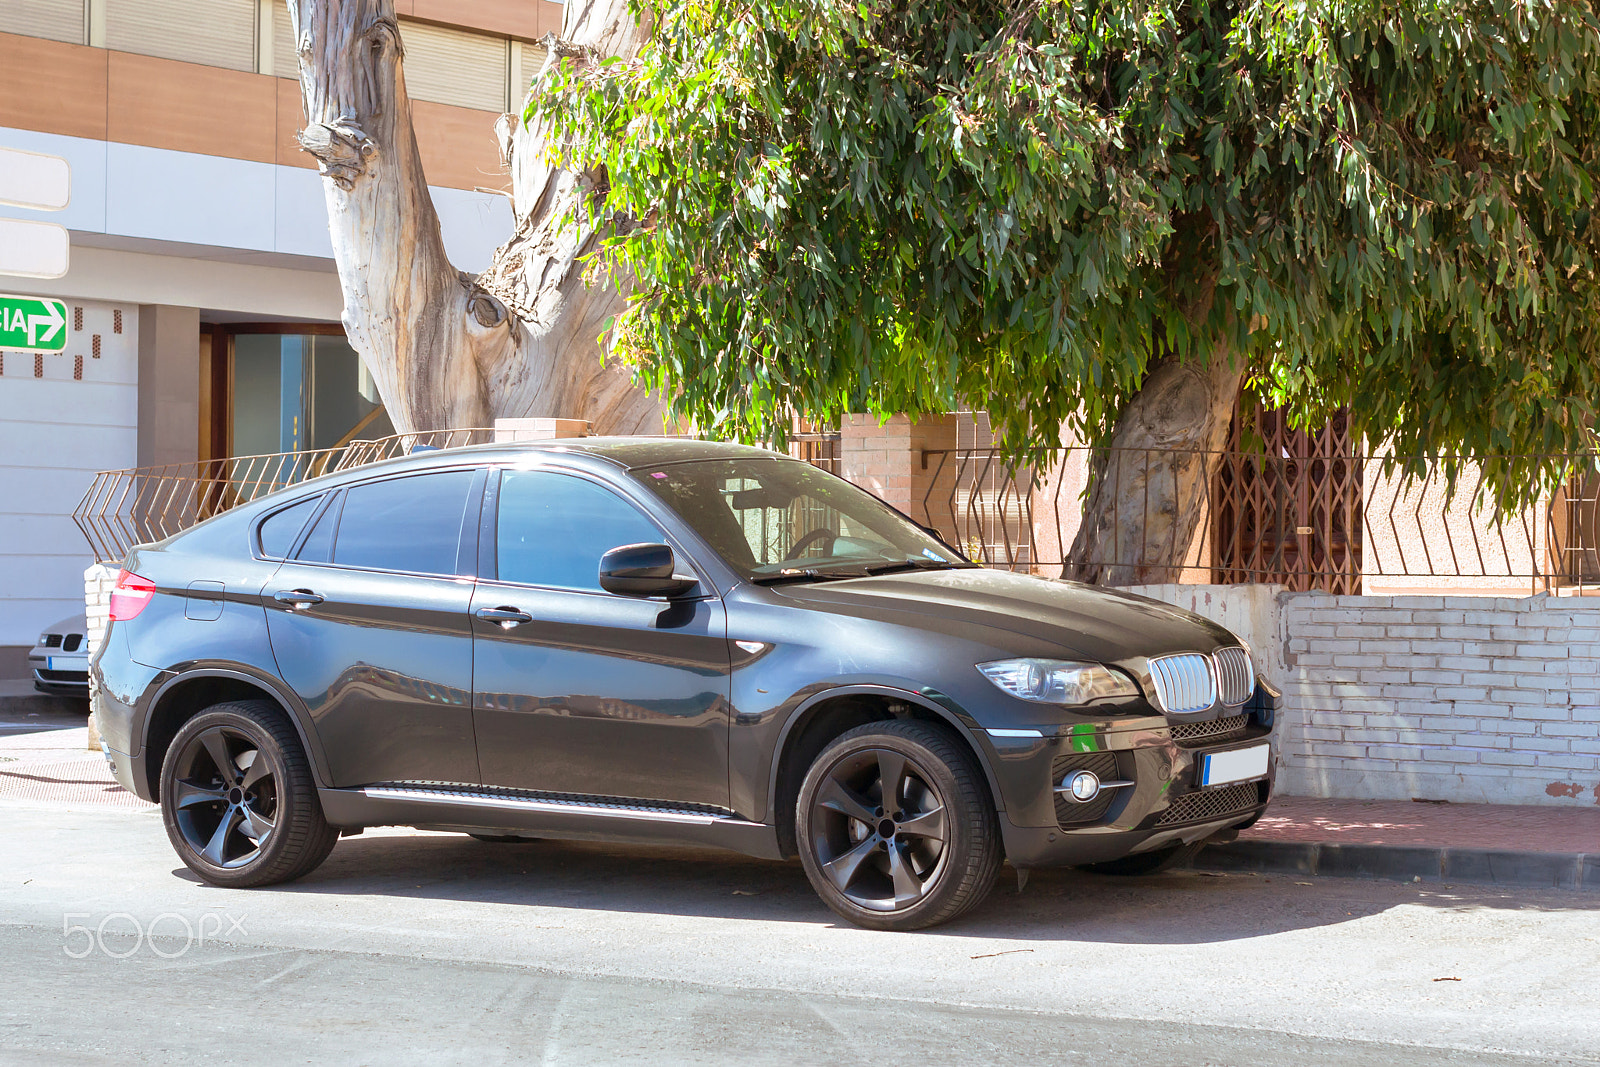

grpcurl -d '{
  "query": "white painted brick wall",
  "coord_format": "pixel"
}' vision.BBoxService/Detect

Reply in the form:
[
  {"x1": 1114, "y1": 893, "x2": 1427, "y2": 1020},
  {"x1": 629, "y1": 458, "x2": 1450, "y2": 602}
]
[{"x1": 1124, "y1": 584, "x2": 1600, "y2": 807}]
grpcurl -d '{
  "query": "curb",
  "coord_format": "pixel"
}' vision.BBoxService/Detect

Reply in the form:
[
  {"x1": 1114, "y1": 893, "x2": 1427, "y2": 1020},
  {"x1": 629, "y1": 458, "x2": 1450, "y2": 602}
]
[
  {"x1": 0, "y1": 692, "x2": 90, "y2": 718},
  {"x1": 1192, "y1": 840, "x2": 1598, "y2": 892}
]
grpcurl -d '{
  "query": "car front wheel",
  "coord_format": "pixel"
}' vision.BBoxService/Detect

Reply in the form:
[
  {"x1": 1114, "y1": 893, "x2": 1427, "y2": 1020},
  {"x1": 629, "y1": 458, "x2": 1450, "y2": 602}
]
[
  {"x1": 159, "y1": 700, "x2": 338, "y2": 888},
  {"x1": 796, "y1": 720, "x2": 1001, "y2": 931}
]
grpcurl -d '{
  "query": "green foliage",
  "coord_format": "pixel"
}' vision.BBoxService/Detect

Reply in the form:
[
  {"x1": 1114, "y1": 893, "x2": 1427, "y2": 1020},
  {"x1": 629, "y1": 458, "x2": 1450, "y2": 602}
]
[{"x1": 530, "y1": 0, "x2": 1600, "y2": 502}]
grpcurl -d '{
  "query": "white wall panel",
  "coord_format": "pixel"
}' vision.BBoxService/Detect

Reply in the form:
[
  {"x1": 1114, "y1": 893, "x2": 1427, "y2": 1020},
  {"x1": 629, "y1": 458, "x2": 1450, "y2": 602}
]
[
  {"x1": 0, "y1": 127, "x2": 108, "y2": 232},
  {"x1": 433, "y1": 186, "x2": 514, "y2": 273},
  {"x1": 0, "y1": 299, "x2": 137, "y2": 645},
  {"x1": 105, "y1": 141, "x2": 277, "y2": 250},
  {"x1": 273, "y1": 163, "x2": 335, "y2": 259}
]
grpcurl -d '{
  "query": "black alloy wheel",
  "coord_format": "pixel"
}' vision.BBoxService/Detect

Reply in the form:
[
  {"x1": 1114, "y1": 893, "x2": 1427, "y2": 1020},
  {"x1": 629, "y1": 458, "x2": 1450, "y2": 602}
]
[
  {"x1": 160, "y1": 700, "x2": 338, "y2": 888},
  {"x1": 797, "y1": 720, "x2": 1001, "y2": 931}
]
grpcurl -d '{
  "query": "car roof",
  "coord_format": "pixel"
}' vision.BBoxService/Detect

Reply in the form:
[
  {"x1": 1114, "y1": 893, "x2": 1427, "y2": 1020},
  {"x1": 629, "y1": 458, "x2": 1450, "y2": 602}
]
[
  {"x1": 342, "y1": 436, "x2": 787, "y2": 477},
  {"x1": 253, "y1": 437, "x2": 794, "y2": 499}
]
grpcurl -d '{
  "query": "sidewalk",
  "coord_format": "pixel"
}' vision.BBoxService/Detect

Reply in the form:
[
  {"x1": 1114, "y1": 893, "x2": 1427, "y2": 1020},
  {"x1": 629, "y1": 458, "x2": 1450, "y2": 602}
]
[{"x1": 1198, "y1": 795, "x2": 1600, "y2": 891}]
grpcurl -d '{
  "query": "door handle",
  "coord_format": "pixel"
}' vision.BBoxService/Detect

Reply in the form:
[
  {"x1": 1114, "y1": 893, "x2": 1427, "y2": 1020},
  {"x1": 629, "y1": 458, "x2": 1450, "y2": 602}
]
[
  {"x1": 476, "y1": 606, "x2": 532, "y2": 629},
  {"x1": 273, "y1": 589, "x2": 324, "y2": 609}
]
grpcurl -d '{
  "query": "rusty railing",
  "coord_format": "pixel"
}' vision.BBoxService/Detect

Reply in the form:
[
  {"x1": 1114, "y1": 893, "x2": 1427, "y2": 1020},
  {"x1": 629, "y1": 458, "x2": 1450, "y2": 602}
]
[
  {"x1": 917, "y1": 447, "x2": 1600, "y2": 595},
  {"x1": 73, "y1": 427, "x2": 844, "y2": 564},
  {"x1": 73, "y1": 429, "x2": 498, "y2": 563}
]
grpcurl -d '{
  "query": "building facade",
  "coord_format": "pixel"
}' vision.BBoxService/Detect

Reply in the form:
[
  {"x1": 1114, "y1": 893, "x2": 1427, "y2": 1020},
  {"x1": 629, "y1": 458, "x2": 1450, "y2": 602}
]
[{"x1": 0, "y1": 0, "x2": 561, "y2": 650}]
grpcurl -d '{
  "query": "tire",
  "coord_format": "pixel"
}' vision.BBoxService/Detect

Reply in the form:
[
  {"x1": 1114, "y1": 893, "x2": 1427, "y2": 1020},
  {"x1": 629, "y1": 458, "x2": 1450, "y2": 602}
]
[
  {"x1": 796, "y1": 720, "x2": 1001, "y2": 931},
  {"x1": 159, "y1": 700, "x2": 339, "y2": 889},
  {"x1": 1079, "y1": 840, "x2": 1203, "y2": 876}
]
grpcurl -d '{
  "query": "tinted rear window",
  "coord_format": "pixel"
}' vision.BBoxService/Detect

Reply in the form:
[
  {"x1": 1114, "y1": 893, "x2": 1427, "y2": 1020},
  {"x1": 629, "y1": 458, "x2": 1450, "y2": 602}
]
[
  {"x1": 257, "y1": 496, "x2": 320, "y2": 559},
  {"x1": 333, "y1": 471, "x2": 474, "y2": 575}
]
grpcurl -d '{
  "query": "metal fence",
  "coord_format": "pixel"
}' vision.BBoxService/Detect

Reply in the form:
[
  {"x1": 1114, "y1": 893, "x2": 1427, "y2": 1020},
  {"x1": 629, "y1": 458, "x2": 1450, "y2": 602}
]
[
  {"x1": 73, "y1": 429, "x2": 497, "y2": 563},
  {"x1": 917, "y1": 447, "x2": 1600, "y2": 594},
  {"x1": 72, "y1": 427, "x2": 1600, "y2": 594},
  {"x1": 72, "y1": 427, "x2": 844, "y2": 564}
]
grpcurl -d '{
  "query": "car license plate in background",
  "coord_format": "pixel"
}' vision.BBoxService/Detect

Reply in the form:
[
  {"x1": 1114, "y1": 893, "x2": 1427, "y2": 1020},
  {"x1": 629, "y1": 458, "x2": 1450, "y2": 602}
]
[
  {"x1": 1201, "y1": 743, "x2": 1270, "y2": 787},
  {"x1": 48, "y1": 655, "x2": 87, "y2": 671}
]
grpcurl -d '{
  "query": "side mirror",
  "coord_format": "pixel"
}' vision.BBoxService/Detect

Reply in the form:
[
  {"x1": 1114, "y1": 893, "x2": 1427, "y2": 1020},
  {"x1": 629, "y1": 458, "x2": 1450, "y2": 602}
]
[{"x1": 598, "y1": 543, "x2": 696, "y2": 597}]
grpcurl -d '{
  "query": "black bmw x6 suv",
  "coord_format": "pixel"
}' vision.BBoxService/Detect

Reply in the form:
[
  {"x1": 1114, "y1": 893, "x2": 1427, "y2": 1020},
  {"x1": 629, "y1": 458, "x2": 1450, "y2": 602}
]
[{"x1": 92, "y1": 438, "x2": 1277, "y2": 930}]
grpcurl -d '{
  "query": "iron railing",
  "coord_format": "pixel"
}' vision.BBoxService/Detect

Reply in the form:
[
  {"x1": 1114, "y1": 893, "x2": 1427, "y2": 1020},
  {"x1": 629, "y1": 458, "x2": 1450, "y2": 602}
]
[
  {"x1": 917, "y1": 447, "x2": 1600, "y2": 594},
  {"x1": 72, "y1": 427, "x2": 844, "y2": 564},
  {"x1": 73, "y1": 429, "x2": 498, "y2": 563}
]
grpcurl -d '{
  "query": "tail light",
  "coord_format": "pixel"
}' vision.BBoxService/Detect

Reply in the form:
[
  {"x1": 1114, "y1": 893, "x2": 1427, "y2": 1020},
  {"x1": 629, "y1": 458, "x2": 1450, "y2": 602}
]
[{"x1": 109, "y1": 570, "x2": 157, "y2": 621}]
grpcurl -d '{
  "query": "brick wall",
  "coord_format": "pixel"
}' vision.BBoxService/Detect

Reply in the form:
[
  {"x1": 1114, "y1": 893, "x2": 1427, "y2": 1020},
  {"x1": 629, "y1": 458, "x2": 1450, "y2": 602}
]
[
  {"x1": 1277, "y1": 592, "x2": 1600, "y2": 806},
  {"x1": 1128, "y1": 584, "x2": 1600, "y2": 807},
  {"x1": 838, "y1": 414, "x2": 961, "y2": 542}
]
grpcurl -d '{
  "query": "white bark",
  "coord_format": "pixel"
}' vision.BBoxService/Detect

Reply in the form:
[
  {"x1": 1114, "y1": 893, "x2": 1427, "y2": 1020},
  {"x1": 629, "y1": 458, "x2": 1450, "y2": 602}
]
[{"x1": 286, "y1": 0, "x2": 662, "y2": 435}]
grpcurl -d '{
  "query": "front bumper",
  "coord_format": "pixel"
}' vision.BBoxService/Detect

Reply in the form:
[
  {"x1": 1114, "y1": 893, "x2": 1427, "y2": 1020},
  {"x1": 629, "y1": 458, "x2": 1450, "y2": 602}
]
[
  {"x1": 983, "y1": 681, "x2": 1280, "y2": 869},
  {"x1": 29, "y1": 653, "x2": 90, "y2": 696}
]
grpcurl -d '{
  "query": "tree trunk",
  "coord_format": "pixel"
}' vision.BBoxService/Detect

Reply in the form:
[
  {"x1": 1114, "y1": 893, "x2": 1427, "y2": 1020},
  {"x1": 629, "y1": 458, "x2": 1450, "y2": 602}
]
[
  {"x1": 286, "y1": 0, "x2": 662, "y2": 435},
  {"x1": 1062, "y1": 352, "x2": 1244, "y2": 585}
]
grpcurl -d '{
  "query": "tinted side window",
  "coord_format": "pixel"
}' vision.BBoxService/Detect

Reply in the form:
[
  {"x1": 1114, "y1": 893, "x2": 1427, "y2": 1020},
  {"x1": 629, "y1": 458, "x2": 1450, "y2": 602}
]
[
  {"x1": 497, "y1": 470, "x2": 664, "y2": 591},
  {"x1": 257, "y1": 496, "x2": 320, "y2": 559},
  {"x1": 333, "y1": 471, "x2": 474, "y2": 575}
]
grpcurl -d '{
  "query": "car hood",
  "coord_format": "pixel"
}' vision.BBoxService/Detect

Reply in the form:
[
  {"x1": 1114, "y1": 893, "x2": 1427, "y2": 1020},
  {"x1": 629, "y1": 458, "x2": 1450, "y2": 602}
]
[{"x1": 771, "y1": 568, "x2": 1239, "y2": 665}]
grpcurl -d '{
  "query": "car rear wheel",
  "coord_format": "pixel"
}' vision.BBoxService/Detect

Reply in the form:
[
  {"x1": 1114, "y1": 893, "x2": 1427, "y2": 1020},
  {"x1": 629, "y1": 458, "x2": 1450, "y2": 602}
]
[
  {"x1": 160, "y1": 700, "x2": 338, "y2": 888},
  {"x1": 796, "y1": 720, "x2": 1001, "y2": 931},
  {"x1": 1078, "y1": 840, "x2": 1203, "y2": 876}
]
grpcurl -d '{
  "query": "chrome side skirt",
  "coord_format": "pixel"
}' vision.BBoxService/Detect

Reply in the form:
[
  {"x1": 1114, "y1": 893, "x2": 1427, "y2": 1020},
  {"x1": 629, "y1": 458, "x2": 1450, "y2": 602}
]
[{"x1": 359, "y1": 784, "x2": 753, "y2": 828}]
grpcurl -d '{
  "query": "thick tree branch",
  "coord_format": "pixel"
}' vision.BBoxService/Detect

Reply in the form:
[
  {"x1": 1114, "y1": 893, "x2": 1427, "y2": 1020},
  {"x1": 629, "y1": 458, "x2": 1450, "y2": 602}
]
[{"x1": 286, "y1": 0, "x2": 662, "y2": 435}]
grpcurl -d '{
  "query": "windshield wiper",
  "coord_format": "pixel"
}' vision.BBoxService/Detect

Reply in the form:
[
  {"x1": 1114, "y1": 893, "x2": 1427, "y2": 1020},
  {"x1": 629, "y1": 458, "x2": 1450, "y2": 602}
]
[
  {"x1": 749, "y1": 565, "x2": 872, "y2": 584},
  {"x1": 863, "y1": 557, "x2": 966, "y2": 575}
]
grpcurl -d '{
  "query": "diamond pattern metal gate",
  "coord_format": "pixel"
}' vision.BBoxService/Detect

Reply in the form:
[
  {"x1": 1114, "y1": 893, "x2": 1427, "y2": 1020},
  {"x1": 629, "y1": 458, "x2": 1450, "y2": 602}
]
[{"x1": 1210, "y1": 406, "x2": 1363, "y2": 594}]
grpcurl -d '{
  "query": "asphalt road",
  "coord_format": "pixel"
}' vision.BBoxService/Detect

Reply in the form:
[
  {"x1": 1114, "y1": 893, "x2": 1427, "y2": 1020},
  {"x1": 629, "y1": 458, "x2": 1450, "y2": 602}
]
[{"x1": 2, "y1": 799, "x2": 1598, "y2": 1066}]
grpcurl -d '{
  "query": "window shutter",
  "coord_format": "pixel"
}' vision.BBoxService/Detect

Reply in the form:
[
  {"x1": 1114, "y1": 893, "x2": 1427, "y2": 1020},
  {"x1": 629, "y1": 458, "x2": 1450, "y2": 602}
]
[
  {"x1": 518, "y1": 39, "x2": 551, "y2": 77},
  {"x1": 105, "y1": 0, "x2": 257, "y2": 72},
  {"x1": 271, "y1": 0, "x2": 298, "y2": 80},
  {"x1": 2, "y1": 0, "x2": 86, "y2": 45},
  {"x1": 398, "y1": 18, "x2": 508, "y2": 113}
]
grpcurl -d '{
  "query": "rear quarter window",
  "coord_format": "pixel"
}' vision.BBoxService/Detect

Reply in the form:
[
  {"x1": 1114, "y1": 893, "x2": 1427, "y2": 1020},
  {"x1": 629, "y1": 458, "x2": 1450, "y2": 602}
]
[{"x1": 257, "y1": 496, "x2": 322, "y2": 559}]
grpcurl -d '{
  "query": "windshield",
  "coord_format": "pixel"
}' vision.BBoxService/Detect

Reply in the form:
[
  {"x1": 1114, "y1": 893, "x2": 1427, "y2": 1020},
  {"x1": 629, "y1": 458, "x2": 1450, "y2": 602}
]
[{"x1": 632, "y1": 457, "x2": 970, "y2": 582}]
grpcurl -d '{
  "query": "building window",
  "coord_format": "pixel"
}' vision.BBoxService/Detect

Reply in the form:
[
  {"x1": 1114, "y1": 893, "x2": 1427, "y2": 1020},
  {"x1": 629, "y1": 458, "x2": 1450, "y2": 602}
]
[{"x1": 228, "y1": 328, "x2": 392, "y2": 459}]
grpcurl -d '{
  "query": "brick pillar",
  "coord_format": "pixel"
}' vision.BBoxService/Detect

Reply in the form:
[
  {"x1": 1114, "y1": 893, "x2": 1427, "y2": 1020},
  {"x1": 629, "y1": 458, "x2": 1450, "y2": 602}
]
[
  {"x1": 83, "y1": 562, "x2": 117, "y2": 752},
  {"x1": 839, "y1": 414, "x2": 961, "y2": 539},
  {"x1": 493, "y1": 418, "x2": 590, "y2": 441}
]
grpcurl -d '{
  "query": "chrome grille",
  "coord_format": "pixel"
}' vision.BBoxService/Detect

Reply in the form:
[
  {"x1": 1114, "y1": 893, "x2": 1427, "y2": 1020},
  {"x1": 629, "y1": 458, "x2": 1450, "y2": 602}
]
[
  {"x1": 1214, "y1": 646, "x2": 1254, "y2": 706},
  {"x1": 1168, "y1": 714, "x2": 1250, "y2": 748},
  {"x1": 1154, "y1": 782, "x2": 1264, "y2": 826},
  {"x1": 1148, "y1": 653, "x2": 1216, "y2": 714}
]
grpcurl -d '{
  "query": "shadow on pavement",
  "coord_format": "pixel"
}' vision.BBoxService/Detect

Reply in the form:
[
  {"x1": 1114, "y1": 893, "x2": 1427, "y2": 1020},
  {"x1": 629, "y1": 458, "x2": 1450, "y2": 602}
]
[{"x1": 170, "y1": 830, "x2": 1600, "y2": 944}]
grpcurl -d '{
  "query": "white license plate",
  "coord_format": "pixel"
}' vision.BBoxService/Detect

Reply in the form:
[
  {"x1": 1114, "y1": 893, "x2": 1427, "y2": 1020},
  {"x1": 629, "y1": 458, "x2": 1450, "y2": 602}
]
[
  {"x1": 47, "y1": 655, "x2": 88, "y2": 671},
  {"x1": 1201, "y1": 743, "x2": 1270, "y2": 787}
]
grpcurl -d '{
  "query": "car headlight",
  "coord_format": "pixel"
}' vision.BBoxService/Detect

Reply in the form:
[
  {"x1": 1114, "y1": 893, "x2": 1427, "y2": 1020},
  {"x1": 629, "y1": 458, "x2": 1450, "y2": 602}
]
[{"x1": 976, "y1": 659, "x2": 1140, "y2": 705}]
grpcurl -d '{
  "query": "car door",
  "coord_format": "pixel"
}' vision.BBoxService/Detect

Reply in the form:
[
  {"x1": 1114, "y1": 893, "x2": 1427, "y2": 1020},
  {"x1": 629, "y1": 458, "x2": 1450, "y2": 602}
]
[
  {"x1": 263, "y1": 467, "x2": 485, "y2": 788},
  {"x1": 470, "y1": 466, "x2": 731, "y2": 809}
]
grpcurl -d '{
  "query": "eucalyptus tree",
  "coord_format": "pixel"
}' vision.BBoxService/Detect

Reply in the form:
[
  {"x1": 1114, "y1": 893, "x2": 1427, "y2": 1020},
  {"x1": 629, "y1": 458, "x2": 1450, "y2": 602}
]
[
  {"x1": 532, "y1": 0, "x2": 1600, "y2": 580},
  {"x1": 285, "y1": 0, "x2": 661, "y2": 435}
]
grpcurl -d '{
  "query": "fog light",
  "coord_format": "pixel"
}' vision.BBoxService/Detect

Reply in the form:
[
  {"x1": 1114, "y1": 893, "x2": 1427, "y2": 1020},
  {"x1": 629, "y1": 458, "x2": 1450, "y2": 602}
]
[{"x1": 1066, "y1": 770, "x2": 1100, "y2": 802}]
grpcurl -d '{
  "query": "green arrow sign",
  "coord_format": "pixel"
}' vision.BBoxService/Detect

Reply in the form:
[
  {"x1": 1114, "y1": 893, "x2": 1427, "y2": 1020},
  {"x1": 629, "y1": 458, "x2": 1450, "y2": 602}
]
[{"x1": 0, "y1": 294, "x2": 68, "y2": 353}]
